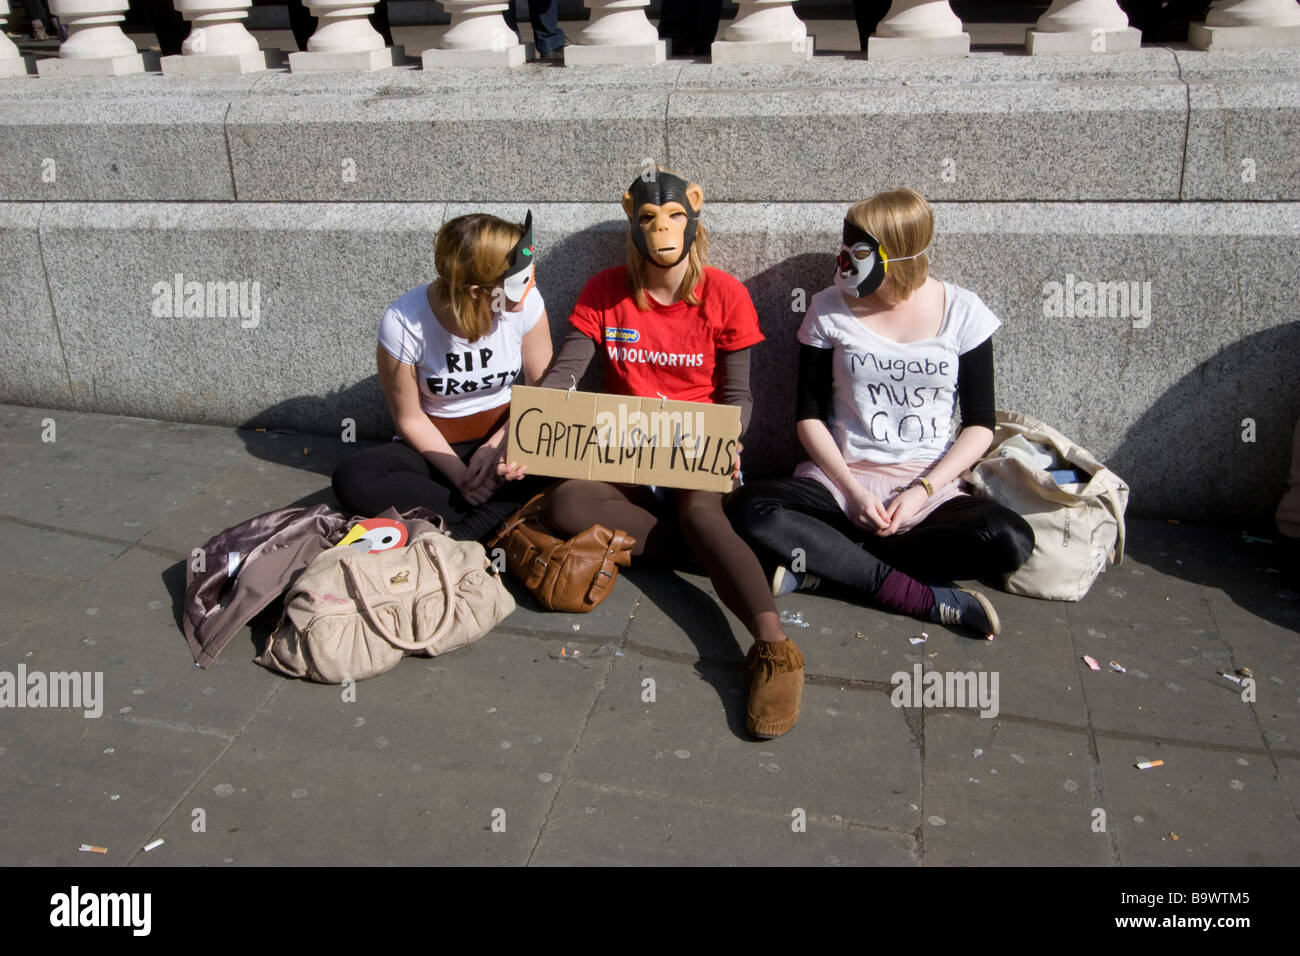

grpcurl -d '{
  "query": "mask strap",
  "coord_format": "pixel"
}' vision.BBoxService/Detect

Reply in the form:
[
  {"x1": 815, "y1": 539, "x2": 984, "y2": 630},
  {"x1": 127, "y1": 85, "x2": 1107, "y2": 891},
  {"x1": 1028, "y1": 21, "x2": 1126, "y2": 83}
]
[{"x1": 880, "y1": 247, "x2": 929, "y2": 271}]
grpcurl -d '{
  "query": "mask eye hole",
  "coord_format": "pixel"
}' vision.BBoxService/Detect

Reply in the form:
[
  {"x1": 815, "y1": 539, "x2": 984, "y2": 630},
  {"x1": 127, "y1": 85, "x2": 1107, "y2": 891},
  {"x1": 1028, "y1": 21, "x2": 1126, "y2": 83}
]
[{"x1": 853, "y1": 249, "x2": 872, "y2": 261}]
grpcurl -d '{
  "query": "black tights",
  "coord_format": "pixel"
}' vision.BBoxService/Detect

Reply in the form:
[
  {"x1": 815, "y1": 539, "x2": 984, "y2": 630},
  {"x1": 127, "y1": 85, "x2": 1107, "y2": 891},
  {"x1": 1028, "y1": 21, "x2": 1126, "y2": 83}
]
[
  {"x1": 727, "y1": 477, "x2": 1034, "y2": 597},
  {"x1": 331, "y1": 439, "x2": 549, "y2": 542},
  {"x1": 548, "y1": 480, "x2": 780, "y2": 637}
]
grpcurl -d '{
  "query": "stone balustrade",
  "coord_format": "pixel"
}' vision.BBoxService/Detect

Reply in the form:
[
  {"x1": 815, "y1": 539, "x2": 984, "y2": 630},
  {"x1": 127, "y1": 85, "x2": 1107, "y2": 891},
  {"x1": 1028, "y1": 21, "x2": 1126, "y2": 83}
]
[
  {"x1": 1, "y1": 1, "x2": 32, "y2": 76},
  {"x1": 161, "y1": 0, "x2": 273, "y2": 74},
  {"x1": 422, "y1": 1, "x2": 526, "y2": 69},
  {"x1": 36, "y1": 0, "x2": 150, "y2": 75},
  {"x1": 712, "y1": 1, "x2": 814, "y2": 64},
  {"x1": 1, "y1": 0, "x2": 1297, "y2": 79},
  {"x1": 1026, "y1": 0, "x2": 1141, "y2": 55},
  {"x1": 1191, "y1": 0, "x2": 1300, "y2": 50},
  {"x1": 564, "y1": 0, "x2": 665, "y2": 65},
  {"x1": 288, "y1": 0, "x2": 403, "y2": 71},
  {"x1": 868, "y1": 1, "x2": 970, "y2": 59}
]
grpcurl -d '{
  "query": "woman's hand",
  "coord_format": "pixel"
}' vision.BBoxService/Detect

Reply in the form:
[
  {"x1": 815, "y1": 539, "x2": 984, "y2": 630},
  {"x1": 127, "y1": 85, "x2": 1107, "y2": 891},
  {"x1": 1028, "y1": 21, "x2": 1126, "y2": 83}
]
[
  {"x1": 879, "y1": 484, "x2": 929, "y2": 536},
  {"x1": 843, "y1": 482, "x2": 890, "y2": 532},
  {"x1": 460, "y1": 436, "x2": 505, "y2": 505}
]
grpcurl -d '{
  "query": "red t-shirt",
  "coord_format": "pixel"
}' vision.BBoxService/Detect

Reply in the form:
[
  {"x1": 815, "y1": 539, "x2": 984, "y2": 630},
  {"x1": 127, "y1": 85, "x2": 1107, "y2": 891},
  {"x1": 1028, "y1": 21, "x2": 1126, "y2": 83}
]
[{"x1": 569, "y1": 266, "x2": 765, "y2": 403}]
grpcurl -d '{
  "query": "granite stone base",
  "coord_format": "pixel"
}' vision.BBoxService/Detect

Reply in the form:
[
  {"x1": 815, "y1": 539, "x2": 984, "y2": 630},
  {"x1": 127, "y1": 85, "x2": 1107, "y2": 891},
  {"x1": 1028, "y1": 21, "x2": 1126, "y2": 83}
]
[
  {"x1": 563, "y1": 40, "x2": 666, "y2": 66},
  {"x1": 161, "y1": 50, "x2": 279, "y2": 76},
  {"x1": 867, "y1": 33, "x2": 970, "y2": 60},
  {"x1": 288, "y1": 45, "x2": 404, "y2": 73},
  {"x1": 1026, "y1": 26, "x2": 1142, "y2": 55},
  {"x1": 1189, "y1": 23, "x2": 1300, "y2": 51},
  {"x1": 710, "y1": 36, "x2": 815, "y2": 64}
]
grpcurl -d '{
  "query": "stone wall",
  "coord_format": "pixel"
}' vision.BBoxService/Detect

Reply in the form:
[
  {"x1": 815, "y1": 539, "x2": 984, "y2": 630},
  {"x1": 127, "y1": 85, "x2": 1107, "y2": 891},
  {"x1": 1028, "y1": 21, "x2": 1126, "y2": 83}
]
[{"x1": 0, "y1": 49, "x2": 1296, "y2": 520}]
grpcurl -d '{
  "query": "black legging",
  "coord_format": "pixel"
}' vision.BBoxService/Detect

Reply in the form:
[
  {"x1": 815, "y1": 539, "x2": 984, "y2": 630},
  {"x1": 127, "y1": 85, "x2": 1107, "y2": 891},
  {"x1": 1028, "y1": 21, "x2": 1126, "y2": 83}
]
[
  {"x1": 332, "y1": 438, "x2": 548, "y2": 542},
  {"x1": 727, "y1": 477, "x2": 1034, "y2": 596}
]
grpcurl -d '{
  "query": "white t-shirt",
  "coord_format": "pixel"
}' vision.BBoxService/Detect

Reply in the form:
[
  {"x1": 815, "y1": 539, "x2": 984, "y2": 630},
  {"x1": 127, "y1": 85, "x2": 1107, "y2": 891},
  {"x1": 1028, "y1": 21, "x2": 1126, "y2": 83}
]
[
  {"x1": 798, "y1": 281, "x2": 1000, "y2": 465},
  {"x1": 378, "y1": 284, "x2": 545, "y2": 418}
]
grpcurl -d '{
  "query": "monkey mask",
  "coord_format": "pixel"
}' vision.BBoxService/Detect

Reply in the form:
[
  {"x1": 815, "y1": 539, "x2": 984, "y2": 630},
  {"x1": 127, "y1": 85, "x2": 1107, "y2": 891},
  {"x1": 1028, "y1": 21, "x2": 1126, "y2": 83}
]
[
  {"x1": 622, "y1": 172, "x2": 704, "y2": 268},
  {"x1": 501, "y1": 210, "x2": 536, "y2": 304},
  {"x1": 833, "y1": 219, "x2": 928, "y2": 298}
]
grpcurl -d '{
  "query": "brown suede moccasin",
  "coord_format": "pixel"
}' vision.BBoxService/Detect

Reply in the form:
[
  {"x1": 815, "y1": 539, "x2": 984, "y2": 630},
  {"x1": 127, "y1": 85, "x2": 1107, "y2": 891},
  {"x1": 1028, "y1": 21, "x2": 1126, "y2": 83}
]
[{"x1": 746, "y1": 637, "x2": 804, "y2": 738}]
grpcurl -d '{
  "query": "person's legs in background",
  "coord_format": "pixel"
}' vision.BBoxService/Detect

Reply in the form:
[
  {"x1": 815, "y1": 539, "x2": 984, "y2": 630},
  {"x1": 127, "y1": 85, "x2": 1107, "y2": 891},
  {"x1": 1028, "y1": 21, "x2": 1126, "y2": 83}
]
[
  {"x1": 853, "y1": 0, "x2": 890, "y2": 50},
  {"x1": 504, "y1": 0, "x2": 566, "y2": 57}
]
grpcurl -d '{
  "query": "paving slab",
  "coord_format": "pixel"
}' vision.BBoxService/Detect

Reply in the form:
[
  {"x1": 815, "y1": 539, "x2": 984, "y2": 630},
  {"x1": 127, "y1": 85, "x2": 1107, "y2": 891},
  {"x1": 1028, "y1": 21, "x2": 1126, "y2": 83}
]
[
  {"x1": 1098, "y1": 735, "x2": 1300, "y2": 866},
  {"x1": 2, "y1": 545, "x2": 282, "y2": 735},
  {"x1": 0, "y1": 439, "x2": 221, "y2": 542},
  {"x1": 0, "y1": 522, "x2": 127, "y2": 589},
  {"x1": 0, "y1": 708, "x2": 229, "y2": 866},
  {"x1": 920, "y1": 716, "x2": 1109, "y2": 866},
  {"x1": 136, "y1": 631, "x2": 605, "y2": 865},
  {"x1": 530, "y1": 781, "x2": 918, "y2": 867},
  {"x1": 565, "y1": 647, "x2": 921, "y2": 834}
]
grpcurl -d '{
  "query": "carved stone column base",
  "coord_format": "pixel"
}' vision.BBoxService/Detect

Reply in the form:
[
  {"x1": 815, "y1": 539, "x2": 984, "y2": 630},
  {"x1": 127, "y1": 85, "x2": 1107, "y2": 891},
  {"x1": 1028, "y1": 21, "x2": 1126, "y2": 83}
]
[
  {"x1": 37, "y1": 50, "x2": 154, "y2": 75},
  {"x1": 867, "y1": 32, "x2": 969, "y2": 58},
  {"x1": 563, "y1": 39, "x2": 665, "y2": 65},
  {"x1": 0, "y1": 55, "x2": 34, "y2": 76},
  {"x1": 711, "y1": 36, "x2": 814, "y2": 63},
  {"x1": 161, "y1": 49, "x2": 275, "y2": 74},
  {"x1": 288, "y1": 44, "x2": 403, "y2": 72},
  {"x1": 1027, "y1": 25, "x2": 1140, "y2": 53},
  {"x1": 1189, "y1": 22, "x2": 1300, "y2": 47},
  {"x1": 422, "y1": 43, "x2": 528, "y2": 67}
]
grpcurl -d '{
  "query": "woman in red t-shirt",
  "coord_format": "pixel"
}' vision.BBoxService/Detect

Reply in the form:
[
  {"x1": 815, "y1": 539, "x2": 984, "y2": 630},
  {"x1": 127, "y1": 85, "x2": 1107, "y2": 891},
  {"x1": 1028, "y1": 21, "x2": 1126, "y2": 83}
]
[{"x1": 534, "y1": 170, "x2": 804, "y2": 739}]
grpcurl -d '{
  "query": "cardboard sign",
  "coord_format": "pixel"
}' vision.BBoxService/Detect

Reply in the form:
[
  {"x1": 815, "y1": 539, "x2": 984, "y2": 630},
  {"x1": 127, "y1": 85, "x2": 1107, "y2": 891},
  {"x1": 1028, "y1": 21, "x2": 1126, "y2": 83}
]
[{"x1": 507, "y1": 386, "x2": 740, "y2": 493}]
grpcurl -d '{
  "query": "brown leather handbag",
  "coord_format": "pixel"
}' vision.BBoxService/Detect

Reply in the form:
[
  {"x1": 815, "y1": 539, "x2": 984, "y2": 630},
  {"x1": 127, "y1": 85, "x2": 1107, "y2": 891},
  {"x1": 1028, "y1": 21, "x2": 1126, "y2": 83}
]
[{"x1": 487, "y1": 491, "x2": 635, "y2": 613}]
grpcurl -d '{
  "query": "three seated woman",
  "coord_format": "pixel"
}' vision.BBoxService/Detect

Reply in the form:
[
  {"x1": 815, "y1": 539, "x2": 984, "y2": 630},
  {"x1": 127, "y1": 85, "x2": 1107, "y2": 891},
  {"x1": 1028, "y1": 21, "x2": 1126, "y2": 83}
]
[{"x1": 332, "y1": 177, "x2": 1034, "y2": 740}]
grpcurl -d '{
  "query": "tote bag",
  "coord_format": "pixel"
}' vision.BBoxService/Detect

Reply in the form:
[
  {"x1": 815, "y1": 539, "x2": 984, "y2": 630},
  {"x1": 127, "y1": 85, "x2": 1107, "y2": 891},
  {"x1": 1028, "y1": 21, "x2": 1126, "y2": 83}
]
[{"x1": 965, "y1": 411, "x2": 1128, "y2": 601}]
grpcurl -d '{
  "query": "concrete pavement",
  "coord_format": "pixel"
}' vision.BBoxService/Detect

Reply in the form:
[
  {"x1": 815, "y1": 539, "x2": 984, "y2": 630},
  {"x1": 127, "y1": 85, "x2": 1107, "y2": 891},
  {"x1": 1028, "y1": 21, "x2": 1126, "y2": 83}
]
[{"x1": 0, "y1": 404, "x2": 1297, "y2": 865}]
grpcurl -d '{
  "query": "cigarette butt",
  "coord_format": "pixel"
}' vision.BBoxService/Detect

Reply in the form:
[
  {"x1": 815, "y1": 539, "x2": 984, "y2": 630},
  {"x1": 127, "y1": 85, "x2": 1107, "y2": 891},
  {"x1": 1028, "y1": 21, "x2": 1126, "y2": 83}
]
[
  {"x1": 1109, "y1": 660, "x2": 1126, "y2": 673},
  {"x1": 1083, "y1": 655, "x2": 1101, "y2": 671},
  {"x1": 79, "y1": 844, "x2": 108, "y2": 854},
  {"x1": 1135, "y1": 760, "x2": 1164, "y2": 770},
  {"x1": 1220, "y1": 672, "x2": 1242, "y2": 684},
  {"x1": 143, "y1": 839, "x2": 164, "y2": 852},
  {"x1": 909, "y1": 635, "x2": 927, "y2": 645},
  {"x1": 1170, "y1": 833, "x2": 1179, "y2": 841}
]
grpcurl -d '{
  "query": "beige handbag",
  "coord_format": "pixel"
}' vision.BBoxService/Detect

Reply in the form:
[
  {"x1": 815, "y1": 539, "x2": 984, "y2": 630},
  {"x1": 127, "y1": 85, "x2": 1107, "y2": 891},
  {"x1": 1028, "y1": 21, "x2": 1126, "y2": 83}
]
[
  {"x1": 256, "y1": 531, "x2": 515, "y2": 683},
  {"x1": 965, "y1": 411, "x2": 1129, "y2": 602}
]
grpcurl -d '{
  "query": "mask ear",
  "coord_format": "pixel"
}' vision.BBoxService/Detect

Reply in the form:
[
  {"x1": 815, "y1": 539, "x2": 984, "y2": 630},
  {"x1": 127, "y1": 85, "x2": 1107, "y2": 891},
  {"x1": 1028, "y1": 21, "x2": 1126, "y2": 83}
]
[
  {"x1": 685, "y1": 183, "x2": 704, "y2": 214},
  {"x1": 622, "y1": 191, "x2": 636, "y2": 220}
]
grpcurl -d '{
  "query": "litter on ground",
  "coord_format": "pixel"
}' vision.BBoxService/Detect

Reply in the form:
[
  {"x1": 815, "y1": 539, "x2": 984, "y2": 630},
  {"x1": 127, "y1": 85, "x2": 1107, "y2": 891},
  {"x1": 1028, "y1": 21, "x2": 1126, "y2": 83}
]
[
  {"x1": 1109, "y1": 660, "x2": 1126, "y2": 673},
  {"x1": 1135, "y1": 760, "x2": 1164, "y2": 770},
  {"x1": 1083, "y1": 655, "x2": 1101, "y2": 671},
  {"x1": 78, "y1": 844, "x2": 108, "y2": 854}
]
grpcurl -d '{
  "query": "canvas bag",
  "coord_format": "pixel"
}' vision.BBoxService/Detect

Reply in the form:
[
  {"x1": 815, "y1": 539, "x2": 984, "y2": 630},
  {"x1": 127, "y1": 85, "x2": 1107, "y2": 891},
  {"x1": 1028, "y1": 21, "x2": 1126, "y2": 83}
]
[
  {"x1": 965, "y1": 411, "x2": 1128, "y2": 601},
  {"x1": 255, "y1": 531, "x2": 515, "y2": 683}
]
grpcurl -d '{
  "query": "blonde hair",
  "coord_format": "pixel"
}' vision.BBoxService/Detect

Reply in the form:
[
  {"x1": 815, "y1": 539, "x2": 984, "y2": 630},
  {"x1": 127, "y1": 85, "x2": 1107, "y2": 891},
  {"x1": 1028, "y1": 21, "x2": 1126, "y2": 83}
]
[
  {"x1": 432, "y1": 214, "x2": 525, "y2": 342},
  {"x1": 845, "y1": 188, "x2": 933, "y2": 303},
  {"x1": 624, "y1": 167, "x2": 710, "y2": 311}
]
